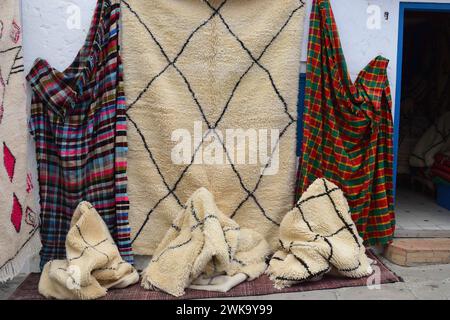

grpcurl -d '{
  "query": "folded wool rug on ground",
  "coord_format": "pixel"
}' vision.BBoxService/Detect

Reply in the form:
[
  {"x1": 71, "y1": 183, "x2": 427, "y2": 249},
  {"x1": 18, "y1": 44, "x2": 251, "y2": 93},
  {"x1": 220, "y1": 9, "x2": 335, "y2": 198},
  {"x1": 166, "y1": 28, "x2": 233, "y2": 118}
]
[
  {"x1": 267, "y1": 178, "x2": 373, "y2": 289},
  {"x1": 141, "y1": 188, "x2": 270, "y2": 297},
  {"x1": 297, "y1": 0, "x2": 395, "y2": 246},
  {"x1": 121, "y1": 0, "x2": 306, "y2": 255},
  {"x1": 10, "y1": 251, "x2": 401, "y2": 300},
  {"x1": 0, "y1": 0, "x2": 41, "y2": 282},
  {"x1": 39, "y1": 202, "x2": 139, "y2": 300}
]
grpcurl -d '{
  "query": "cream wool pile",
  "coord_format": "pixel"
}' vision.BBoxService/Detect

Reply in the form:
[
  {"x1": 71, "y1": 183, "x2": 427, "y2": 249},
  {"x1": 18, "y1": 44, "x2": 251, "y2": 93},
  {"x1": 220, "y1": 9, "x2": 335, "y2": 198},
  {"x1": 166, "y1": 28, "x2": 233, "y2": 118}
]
[
  {"x1": 39, "y1": 202, "x2": 139, "y2": 300},
  {"x1": 141, "y1": 188, "x2": 270, "y2": 297},
  {"x1": 0, "y1": 0, "x2": 40, "y2": 282},
  {"x1": 121, "y1": 0, "x2": 306, "y2": 255},
  {"x1": 267, "y1": 179, "x2": 373, "y2": 289}
]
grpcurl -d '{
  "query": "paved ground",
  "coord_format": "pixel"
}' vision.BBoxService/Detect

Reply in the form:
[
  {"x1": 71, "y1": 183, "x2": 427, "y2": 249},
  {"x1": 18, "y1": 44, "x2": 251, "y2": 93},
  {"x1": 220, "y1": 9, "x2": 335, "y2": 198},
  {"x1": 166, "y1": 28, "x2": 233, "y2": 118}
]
[
  {"x1": 1, "y1": 256, "x2": 449, "y2": 300},
  {"x1": 396, "y1": 187, "x2": 450, "y2": 238},
  {"x1": 222, "y1": 257, "x2": 450, "y2": 300},
  {"x1": 0, "y1": 274, "x2": 27, "y2": 301}
]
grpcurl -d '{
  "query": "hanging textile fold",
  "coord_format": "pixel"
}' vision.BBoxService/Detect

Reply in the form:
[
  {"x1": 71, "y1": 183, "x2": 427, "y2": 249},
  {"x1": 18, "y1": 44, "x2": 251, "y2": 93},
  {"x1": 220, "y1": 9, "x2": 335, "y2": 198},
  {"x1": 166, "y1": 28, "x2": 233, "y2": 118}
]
[
  {"x1": 27, "y1": 0, "x2": 133, "y2": 267},
  {"x1": 297, "y1": 0, "x2": 395, "y2": 245}
]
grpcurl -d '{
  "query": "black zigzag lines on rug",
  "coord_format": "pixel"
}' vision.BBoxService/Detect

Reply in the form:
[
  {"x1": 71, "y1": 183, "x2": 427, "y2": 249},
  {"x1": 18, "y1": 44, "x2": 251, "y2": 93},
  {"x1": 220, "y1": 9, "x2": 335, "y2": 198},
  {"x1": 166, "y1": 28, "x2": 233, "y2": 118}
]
[
  {"x1": 0, "y1": 45, "x2": 23, "y2": 118},
  {"x1": 150, "y1": 199, "x2": 243, "y2": 267},
  {"x1": 276, "y1": 239, "x2": 331, "y2": 282},
  {"x1": 273, "y1": 179, "x2": 369, "y2": 283},
  {"x1": 0, "y1": 46, "x2": 23, "y2": 83},
  {"x1": 124, "y1": 0, "x2": 306, "y2": 243},
  {"x1": 67, "y1": 225, "x2": 111, "y2": 263}
]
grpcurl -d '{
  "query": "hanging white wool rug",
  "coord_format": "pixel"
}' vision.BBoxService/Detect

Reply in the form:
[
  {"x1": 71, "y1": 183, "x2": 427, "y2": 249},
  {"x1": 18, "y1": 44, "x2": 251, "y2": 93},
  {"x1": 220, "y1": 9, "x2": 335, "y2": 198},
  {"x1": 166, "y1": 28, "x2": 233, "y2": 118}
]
[
  {"x1": 121, "y1": 0, "x2": 306, "y2": 255},
  {"x1": 0, "y1": 0, "x2": 41, "y2": 282}
]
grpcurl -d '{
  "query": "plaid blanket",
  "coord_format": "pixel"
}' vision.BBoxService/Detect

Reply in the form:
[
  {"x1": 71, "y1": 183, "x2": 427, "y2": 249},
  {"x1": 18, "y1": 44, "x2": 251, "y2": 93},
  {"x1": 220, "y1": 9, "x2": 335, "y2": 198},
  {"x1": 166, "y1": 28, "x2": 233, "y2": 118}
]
[
  {"x1": 296, "y1": 0, "x2": 395, "y2": 245},
  {"x1": 27, "y1": 0, "x2": 133, "y2": 267}
]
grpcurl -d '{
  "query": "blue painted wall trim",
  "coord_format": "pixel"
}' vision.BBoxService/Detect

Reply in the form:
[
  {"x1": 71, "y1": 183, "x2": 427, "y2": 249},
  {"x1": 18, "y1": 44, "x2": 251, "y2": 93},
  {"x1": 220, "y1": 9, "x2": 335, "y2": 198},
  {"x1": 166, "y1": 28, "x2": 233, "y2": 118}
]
[
  {"x1": 297, "y1": 73, "x2": 307, "y2": 156},
  {"x1": 393, "y1": 2, "x2": 450, "y2": 199}
]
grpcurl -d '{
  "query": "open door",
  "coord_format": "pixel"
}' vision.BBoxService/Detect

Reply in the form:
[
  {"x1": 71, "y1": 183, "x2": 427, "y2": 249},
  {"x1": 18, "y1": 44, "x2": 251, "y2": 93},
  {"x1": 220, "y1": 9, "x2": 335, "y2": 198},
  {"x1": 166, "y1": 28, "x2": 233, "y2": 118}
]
[{"x1": 394, "y1": 3, "x2": 450, "y2": 238}]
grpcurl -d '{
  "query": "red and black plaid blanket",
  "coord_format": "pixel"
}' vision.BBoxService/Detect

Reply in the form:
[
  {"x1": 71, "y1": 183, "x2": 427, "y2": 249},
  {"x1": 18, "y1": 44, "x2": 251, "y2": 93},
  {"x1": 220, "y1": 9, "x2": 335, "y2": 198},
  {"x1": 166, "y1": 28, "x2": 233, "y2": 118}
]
[{"x1": 297, "y1": 0, "x2": 395, "y2": 245}]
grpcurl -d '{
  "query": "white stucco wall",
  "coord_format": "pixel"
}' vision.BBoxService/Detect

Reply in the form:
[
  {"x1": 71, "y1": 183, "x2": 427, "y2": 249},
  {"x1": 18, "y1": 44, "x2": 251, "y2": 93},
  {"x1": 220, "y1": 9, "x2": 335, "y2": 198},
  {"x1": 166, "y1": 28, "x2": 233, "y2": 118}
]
[
  {"x1": 22, "y1": 0, "x2": 96, "y2": 73},
  {"x1": 330, "y1": 0, "x2": 450, "y2": 116}
]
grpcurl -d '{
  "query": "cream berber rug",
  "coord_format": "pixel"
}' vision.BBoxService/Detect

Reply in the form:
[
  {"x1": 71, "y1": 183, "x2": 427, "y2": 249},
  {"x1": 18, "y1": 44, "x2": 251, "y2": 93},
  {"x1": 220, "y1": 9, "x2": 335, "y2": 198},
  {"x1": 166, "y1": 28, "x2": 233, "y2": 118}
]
[
  {"x1": 141, "y1": 188, "x2": 270, "y2": 297},
  {"x1": 121, "y1": 0, "x2": 306, "y2": 255},
  {"x1": 0, "y1": 0, "x2": 40, "y2": 282},
  {"x1": 267, "y1": 178, "x2": 373, "y2": 289},
  {"x1": 39, "y1": 202, "x2": 139, "y2": 300}
]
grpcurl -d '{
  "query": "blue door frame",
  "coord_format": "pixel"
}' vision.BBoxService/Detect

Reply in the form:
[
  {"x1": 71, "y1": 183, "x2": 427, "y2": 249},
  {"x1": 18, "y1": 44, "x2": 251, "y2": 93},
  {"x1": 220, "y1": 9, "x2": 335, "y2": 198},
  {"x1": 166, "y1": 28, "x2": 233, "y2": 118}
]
[{"x1": 393, "y1": 2, "x2": 450, "y2": 196}]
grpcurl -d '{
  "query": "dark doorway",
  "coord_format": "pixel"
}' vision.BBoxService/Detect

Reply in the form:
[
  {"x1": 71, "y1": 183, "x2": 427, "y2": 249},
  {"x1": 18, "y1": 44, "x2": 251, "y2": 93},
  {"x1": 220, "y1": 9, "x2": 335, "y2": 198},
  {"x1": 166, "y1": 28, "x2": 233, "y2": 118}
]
[{"x1": 395, "y1": 9, "x2": 450, "y2": 238}]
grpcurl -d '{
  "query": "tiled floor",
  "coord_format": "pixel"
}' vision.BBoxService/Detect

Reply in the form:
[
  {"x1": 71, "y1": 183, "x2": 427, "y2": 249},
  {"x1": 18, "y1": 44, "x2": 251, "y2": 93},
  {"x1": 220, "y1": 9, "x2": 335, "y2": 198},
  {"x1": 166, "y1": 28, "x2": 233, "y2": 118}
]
[{"x1": 395, "y1": 187, "x2": 450, "y2": 238}]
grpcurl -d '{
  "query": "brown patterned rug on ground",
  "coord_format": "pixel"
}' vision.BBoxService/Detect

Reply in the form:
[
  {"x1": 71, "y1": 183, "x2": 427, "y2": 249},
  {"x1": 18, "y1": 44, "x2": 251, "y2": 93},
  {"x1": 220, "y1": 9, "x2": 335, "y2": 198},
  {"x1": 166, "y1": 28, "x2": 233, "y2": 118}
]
[{"x1": 9, "y1": 252, "x2": 401, "y2": 300}]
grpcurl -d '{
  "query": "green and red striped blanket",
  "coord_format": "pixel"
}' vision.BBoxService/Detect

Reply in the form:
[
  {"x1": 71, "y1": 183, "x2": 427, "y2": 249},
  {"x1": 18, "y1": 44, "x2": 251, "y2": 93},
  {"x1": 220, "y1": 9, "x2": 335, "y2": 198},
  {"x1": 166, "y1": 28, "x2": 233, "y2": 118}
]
[{"x1": 297, "y1": 0, "x2": 395, "y2": 245}]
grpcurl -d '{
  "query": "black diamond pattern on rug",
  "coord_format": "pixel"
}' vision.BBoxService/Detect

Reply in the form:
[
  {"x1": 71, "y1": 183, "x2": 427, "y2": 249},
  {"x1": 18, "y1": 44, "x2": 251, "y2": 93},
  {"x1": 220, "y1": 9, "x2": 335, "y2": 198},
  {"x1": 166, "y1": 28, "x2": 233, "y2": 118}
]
[{"x1": 123, "y1": 0, "x2": 306, "y2": 243}]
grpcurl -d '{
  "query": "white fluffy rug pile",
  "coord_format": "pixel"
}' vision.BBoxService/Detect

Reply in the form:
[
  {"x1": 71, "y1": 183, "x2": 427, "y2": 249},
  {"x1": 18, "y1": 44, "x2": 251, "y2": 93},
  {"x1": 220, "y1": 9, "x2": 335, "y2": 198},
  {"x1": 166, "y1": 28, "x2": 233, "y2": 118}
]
[
  {"x1": 267, "y1": 179, "x2": 373, "y2": 289},
  {"x1": 121, "y1": 0, "x2": 306, "y2": 255},
  {"x1": 39, "y1": 202, "x2": 139, "y2": 300},
  {"x1": 141, "y1": 188, "x2": 270, "y2": 297}
]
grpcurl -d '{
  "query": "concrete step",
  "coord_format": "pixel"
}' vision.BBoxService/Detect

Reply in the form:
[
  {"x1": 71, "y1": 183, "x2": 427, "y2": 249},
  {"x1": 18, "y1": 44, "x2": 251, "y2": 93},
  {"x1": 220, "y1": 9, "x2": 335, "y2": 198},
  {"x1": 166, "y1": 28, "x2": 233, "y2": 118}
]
[{"x1": 384, "y1": 238, "x2": 450, "y2": 266}]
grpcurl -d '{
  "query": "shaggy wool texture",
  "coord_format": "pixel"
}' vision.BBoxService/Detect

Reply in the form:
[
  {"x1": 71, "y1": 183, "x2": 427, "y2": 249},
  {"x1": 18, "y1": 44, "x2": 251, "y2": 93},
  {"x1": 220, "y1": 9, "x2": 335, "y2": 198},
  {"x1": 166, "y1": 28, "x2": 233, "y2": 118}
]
[
  {"x1": 267, "y1": 178, "x2": 373, "y2": 289},
  {"x1": 0, "y1": 0, "x2": 41, "y2": 282},
  {"x1": 121, "y1": 0, "x2": 306, "y2": 255},
  {"x1": 141, "y1": 188, "x2": 270, "y2": 297},
  {"x1": 39, "y1": 202, "x2": 139, "y2": 300}
]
